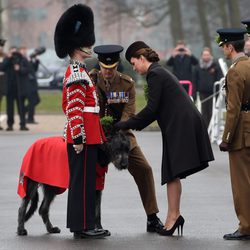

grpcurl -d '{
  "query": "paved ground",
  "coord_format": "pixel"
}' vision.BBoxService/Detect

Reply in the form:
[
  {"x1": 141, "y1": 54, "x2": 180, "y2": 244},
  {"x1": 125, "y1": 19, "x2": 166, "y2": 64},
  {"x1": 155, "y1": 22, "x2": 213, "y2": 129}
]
[{"x1": 0, "y1": 115, "x2": 249, "y2": 250}]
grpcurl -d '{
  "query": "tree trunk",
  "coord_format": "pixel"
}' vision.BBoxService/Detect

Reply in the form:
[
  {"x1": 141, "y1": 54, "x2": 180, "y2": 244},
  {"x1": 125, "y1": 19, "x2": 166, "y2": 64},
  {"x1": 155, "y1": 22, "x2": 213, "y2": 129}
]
[
  {"x1": 227, "y1": 0, "x2": 240, "y2": 27},
  {"x1": 0, "y1": 0, "x2": 3, "y2": 38},
  {"x1": 169, "y1": 0, "x2": 184, "y2": 45},
  {"x1": 196, "y1": 0, "x2": 211, "y2": 49},
  {"x1": 218, "y1": 0, "x2": 229, "y2": 27}
]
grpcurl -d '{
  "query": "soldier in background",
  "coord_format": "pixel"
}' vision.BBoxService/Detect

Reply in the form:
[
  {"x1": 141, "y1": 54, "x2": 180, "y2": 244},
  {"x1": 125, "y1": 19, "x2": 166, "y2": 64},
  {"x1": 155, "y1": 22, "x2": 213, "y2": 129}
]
[
  {"x1": 241, "y1": 19, "x2": 250, "y2": 56},
  {"x1": 0, "y1": 38, "x2": 6, "y2": 130},
  {"x1": 243, "y1": 38, "x2": 250, "y2": 56},
  {"x1": 90, "y1": 45, "x2": 163, "y2": 233},
  {"x1": 217, "y1": 28, "x2": 250, "y2": 240}
]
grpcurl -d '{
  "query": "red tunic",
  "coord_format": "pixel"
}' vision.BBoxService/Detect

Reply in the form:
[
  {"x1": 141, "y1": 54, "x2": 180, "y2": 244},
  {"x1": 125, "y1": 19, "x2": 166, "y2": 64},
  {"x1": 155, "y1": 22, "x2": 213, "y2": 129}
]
[
  {"x1": 62, "y1": 60, "x2": 106, "y2": 144},
  {"x1": 17, "y1": 136, "x2": 108, "y2": 198}
]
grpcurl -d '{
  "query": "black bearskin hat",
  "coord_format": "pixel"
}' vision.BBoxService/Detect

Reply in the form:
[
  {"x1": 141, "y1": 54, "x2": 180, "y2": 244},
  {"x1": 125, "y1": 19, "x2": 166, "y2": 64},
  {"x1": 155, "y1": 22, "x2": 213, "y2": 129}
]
[{"x1": 54, "y1": 4, "x2": 95, "y2": 58}]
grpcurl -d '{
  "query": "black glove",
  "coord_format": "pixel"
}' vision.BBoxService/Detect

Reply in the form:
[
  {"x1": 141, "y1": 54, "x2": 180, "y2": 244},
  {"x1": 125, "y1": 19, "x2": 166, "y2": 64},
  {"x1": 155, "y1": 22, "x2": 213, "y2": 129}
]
[
  {"x1": 114, "y1": 121, "x2": 129, "y2": 130},
  {"x1": 219, "y1": 141, "x2": 229, "y2": 152}
]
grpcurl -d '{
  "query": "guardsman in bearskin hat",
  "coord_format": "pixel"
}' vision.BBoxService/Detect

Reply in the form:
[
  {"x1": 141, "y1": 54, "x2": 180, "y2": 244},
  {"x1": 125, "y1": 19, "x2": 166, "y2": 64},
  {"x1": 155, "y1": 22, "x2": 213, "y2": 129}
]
[
  {"x1": 89, "y1": 45, "x2": 164, "y2": 233},
  {"x1": 216, "y1": 28, "x2": 250, "y2": 240},
  {"x1": 54, "y1": 4, "x2": 108, "y2": 239}
]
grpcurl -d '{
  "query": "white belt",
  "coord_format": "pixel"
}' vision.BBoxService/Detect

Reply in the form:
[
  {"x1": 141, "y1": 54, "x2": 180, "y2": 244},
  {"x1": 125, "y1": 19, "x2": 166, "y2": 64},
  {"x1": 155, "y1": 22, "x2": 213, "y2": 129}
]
[{"x1": 84, "y1": 106, "x2": 100, "y2": 113}]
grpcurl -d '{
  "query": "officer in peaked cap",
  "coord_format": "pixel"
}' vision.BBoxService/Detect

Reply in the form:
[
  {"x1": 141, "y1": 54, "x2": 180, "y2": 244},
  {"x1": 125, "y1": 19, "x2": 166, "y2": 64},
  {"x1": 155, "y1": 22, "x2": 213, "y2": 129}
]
[
  {"x1": 94, "y1": 44, "x2": 123, "y2": 68},
  {"x1": 216, "y1": 27, "x2": 250, "y2": 240},
  {"x1": 54, "y1": 4, "x2": 109, "y2": 239},
  {"x1": 241, "y1": 20, "x2": 250, "y2": 56},
  {"x1": 216, "y1": 28, "x2": 246, "y2": 46},
  {"x1": 89, "y1": 45, "x2": 163, "y2": 233},
  {"x1": 241, "y1": 19, "x2": 250, "y2": 34}
]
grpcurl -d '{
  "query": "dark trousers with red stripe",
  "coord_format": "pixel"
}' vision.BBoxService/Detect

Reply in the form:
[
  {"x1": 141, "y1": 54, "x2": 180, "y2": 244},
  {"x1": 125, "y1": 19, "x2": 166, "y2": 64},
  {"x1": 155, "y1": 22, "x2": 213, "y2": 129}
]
[{"x1": 66, "y1": 144, "x2": 97, "y2": 232}]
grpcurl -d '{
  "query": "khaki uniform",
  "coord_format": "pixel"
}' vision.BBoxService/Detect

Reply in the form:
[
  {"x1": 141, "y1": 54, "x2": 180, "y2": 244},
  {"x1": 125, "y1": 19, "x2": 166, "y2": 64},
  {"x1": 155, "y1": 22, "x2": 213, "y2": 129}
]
[
  {"x1": 90, "y1": 68, "x2": 159, "y2": 215},
  {"x1": 223, "y1": 55, "x2": 250, "y2": 234}
]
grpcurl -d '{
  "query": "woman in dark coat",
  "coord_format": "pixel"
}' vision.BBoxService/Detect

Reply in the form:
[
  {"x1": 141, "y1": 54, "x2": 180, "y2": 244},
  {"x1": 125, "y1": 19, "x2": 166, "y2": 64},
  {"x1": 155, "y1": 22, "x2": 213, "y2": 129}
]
[{"x1": 115, "y1": 41, "x2": 214, "y2": 236}]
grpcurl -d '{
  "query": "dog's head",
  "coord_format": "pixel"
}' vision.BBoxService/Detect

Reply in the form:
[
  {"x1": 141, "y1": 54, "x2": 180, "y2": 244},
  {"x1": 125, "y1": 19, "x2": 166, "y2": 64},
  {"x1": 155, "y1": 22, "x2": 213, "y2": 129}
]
[
  {"x1": 108, "y1": 130, "x2": 130, "y2": 170},
  {"x1": 97, "y1": 130, "x2": 130, "y2": 170}
]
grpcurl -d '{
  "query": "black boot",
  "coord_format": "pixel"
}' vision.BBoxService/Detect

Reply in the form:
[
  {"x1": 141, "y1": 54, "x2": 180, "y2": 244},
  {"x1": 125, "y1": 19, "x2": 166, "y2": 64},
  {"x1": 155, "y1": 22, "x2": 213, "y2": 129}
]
[
  {"x1": 95, "y1": 190, "x2": 111, "y2": 236},
  {"x1": 73, "y1": 229, "x2": 108, "y2": 239},
  {"x1": 95, "y1": 190, "x2": 102, "y2": 229},
  {"x1": 223, "y1": 230, "x2": 250, "y2": 240},
  {"x1": 147, "y1": 214, "x2": 164, "y2": 233}
]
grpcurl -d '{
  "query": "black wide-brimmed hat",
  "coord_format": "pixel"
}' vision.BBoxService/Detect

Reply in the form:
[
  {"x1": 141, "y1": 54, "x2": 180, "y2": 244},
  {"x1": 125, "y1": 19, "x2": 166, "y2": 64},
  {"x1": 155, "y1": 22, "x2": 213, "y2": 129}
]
[
  {"x1": 125, "y1": 41, "x2": 150, "y2": 62},
  {"x1": 94, "y1": 45, "x2": 123, "y2": 68},
  {"x1": 54, "y1": 4, "x2": 95, "y2": 58},
  {"x1": 216, "y1": 28, "x2": 246, "y2": 46}
]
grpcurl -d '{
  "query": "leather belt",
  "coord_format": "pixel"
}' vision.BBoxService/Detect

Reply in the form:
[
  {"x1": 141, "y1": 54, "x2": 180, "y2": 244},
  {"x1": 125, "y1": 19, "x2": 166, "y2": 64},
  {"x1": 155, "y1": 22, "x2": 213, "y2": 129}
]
[
  {"x1": 84, "y1": 106, "x2": 100, "y2": 113},
  {"x1": 241, "y1": 103, "x2": 250, "y2": 111}
]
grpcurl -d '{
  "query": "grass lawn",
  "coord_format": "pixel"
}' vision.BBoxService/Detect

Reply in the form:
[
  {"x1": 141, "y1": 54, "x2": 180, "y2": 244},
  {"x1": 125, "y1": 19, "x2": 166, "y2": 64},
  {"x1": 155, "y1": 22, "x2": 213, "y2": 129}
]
[
  {"x1": 36, "y1": 90, "x2": 64, "y2": 114},
  {"x1": 0, "y1": 88, "x2": 147, "y2": 115},
  {"x1": 36, "y1": 89, "x2": 147, "y2": 114}
]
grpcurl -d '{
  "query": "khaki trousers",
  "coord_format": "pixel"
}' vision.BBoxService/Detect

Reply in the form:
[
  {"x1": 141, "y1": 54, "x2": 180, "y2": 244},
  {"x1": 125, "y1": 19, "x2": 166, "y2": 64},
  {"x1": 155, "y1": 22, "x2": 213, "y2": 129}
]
[
  {"x1": 229, "y1": 147, "x2": 250, "y2": 234},
  {"x1": 128, "y1": 146, "x2": 159, "y2": 215}
]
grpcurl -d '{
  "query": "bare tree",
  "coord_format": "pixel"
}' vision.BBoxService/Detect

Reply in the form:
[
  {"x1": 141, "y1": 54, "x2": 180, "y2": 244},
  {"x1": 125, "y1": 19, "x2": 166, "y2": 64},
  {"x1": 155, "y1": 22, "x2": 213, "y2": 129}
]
[
  {"x1": 102, "y1": 0, "x2": 168, "y2": 28},
  {"x1": 227, "y1": 0, "x2": 241, "y2": 27},
  {"x1": 196, "y1": 0, "x2": 211, "y2": 49},
  {"x1": 218, "y1": 0, "x2": 229, "y2": 27},
  {"x1": 0, "y1": 0, "x2": 20, "y2": 38},
  {"x1": 101, "y1": 0, "x2": 185, "y2": 46},
  {"x1": 0, "y1": 0, "x2": 3, "y2": 37},
  {"x1": 168, "y1": 0, "x2": 183, "y2": 44},
  {"x1": 45, "y1": 0, "x2": 92, "y2": 9}
]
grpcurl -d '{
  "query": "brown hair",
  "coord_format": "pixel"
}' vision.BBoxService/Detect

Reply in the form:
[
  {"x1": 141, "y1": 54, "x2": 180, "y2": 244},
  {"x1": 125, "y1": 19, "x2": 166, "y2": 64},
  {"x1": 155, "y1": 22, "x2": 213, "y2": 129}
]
[
  {"x1": 228, "y1": 40, "x2": 245, "y2": 52},
  {"x1": 133, "y1": 48, "x2": 160, "y2": 62}
]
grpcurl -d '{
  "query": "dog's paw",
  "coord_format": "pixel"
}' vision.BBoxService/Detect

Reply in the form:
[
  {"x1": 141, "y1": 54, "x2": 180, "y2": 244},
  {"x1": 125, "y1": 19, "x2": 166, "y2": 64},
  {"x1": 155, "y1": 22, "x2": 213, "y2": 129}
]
[
  {"x1": 48, "y1": 227, "x2": 61, "y2": 234},
  {"x1": 17, "y1": 228, "x2": 28, "y2": 236}
]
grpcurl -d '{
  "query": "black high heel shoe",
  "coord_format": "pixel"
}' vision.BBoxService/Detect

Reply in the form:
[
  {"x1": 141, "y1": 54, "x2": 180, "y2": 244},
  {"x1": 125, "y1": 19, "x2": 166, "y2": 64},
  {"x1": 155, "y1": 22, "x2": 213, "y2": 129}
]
[{"x1": 157, "y1": 215, "x2": 185, "y2": 236}]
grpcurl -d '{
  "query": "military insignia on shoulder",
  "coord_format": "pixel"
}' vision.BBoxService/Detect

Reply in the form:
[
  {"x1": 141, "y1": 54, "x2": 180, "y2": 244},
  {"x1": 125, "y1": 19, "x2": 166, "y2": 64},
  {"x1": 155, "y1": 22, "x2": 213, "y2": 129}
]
[
  {"x1": 120, "y1": 73, "x2": 133, "y2": 83},
  {"x1": 107, "y1": 91, "x2": 129, "y2": 104},
  {"x1": 66, "y1": 64, "x2": 93, "y2": 87}
]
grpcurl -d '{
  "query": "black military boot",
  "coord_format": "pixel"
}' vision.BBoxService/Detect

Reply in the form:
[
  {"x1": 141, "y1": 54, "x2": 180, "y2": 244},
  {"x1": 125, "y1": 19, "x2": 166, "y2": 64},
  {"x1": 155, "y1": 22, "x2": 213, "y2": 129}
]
[
  {"x1": 95, "y1": 190, "x2": 111, "y2": 236},
  {"x1": 147, "y1": 214, "x2": 164, "y2": 233},
  {"x1": 223, "y1": 230, "x2": 250, "y2": 240}
]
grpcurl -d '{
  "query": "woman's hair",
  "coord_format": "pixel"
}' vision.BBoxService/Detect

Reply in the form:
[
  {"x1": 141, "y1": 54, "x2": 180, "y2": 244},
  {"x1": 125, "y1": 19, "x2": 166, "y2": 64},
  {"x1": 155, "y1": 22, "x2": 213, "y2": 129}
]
[
  {"x1": 133, "y1": 48, "x2": 160, "y2": 62},
  {"x1": 202, "y1": 47, "x2": 211, "y2": 53}
]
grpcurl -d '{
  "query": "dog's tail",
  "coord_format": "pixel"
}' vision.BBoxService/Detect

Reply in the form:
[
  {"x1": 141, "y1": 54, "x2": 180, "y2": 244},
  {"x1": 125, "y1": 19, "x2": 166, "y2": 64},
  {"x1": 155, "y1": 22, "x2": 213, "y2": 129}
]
[{"x1": 24, "y1": 191, "x2": 39, "y2": 222}]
